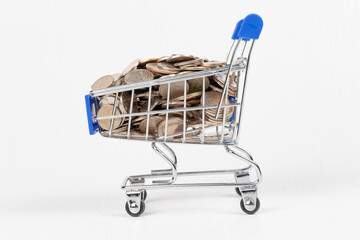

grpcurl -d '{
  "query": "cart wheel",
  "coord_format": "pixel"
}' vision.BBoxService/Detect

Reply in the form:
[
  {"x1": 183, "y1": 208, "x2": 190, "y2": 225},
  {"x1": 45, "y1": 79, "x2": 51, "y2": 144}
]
[
  {"x1": 235, "y1": 187, "x2": 242, "y2": 196},
  {"x1": 141, "y1": 190, "x2": 147, "y2": 201},
  {"x1": 240, "y1": 198, "x2": 260, "y2": 214},
  {"x1": 125, "y1": 200, "x2": 145, "y2": 217}
]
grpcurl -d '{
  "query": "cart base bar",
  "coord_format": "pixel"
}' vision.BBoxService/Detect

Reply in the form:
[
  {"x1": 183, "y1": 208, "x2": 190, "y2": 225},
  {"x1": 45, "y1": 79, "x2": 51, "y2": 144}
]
[{"x1": 121, "y1": 143, "x2": 262, "y2": 216}]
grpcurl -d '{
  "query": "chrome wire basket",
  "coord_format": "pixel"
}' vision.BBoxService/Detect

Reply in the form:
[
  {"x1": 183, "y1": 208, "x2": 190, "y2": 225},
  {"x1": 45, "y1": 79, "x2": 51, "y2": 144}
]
[{"x1": 85, "y1": 14, "x2": 264, "y2": 216}]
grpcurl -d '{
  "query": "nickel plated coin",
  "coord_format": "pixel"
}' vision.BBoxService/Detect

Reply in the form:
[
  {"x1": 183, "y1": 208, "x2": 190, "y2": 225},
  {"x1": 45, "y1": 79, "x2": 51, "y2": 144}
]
[
  {"x1": 157, "y1": 56, "x2": 170, "y2": 62},
  {"x1": 91, "y1": 75, "x2": 114, "y2": 91},
  {"x1": 174, "y1": 58, "x2": 204, "y2": 67},
  {"x1": 139, "y1": 57, "x2": 160, "y2": 66},
  {"x1": 158, "y1": 62, "x2": 181, "y2": 73},
  {"x1": 158, "y1": 81, "x2": 189, "y2": 99},
  {"x1": 97, "y1": 105, "x2": 124, "y2": 130},
  {"x1": 166, "y1": 54, "x2": 195, "y2": 63},
  {"x1": 121, "y1": 59, "x2": 140, "y2": 76},
  {"x1": 124, "y1": 69, "x2": 154, "y2": 85},
  {"x1": 158, "y1": 117, "x2": 184, "y2": 137},
  {"x1": 139, "y1": 116, "x2": 164, "y2": 134},
  {"x1": 146, "y1": 63, "x2": 179, "y2": 75}
]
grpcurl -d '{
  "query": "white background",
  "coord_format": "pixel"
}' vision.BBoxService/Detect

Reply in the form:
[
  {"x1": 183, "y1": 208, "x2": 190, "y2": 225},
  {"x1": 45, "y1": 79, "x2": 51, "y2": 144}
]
[{"x1": 1, "y1": 0, "x2": 360, "y2": 239}]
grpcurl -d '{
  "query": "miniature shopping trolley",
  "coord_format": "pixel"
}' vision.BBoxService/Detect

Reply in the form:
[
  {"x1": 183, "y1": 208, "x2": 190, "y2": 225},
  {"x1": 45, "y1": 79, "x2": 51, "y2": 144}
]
[{"x1": 85, "y1": 14, "x2": 263, "y2": 216}]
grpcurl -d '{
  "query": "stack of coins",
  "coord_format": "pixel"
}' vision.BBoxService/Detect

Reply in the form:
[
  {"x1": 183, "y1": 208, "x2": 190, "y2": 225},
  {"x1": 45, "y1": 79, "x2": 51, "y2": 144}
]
[
  {"x1": 91, "y1": 54, "x2": 237, "y2": 139},
  {"x1": 200, "y1": 91, "x2": 234, "y2": 124}
]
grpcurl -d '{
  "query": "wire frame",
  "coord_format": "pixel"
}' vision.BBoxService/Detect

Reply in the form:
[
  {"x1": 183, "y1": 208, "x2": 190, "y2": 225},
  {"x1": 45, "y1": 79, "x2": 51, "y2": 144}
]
[{"x1": 91, "y1": 39, "x2": 255, "y2": 145}]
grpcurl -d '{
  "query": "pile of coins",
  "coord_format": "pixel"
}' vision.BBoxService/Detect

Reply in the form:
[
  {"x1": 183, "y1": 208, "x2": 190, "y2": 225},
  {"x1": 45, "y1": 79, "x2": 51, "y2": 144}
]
[{"x1": 91, "y1": 54, "x2": 237, "y2": 139}]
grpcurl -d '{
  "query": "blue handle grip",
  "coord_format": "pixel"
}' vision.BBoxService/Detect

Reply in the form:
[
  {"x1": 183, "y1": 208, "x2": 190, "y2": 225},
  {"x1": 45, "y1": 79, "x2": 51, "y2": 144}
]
[
  {"x1": 232, "y1": 14, "x2": 263, "y2": 41},
  {"x1": 85, "y1": 94, "x2": 98, "y2": 135},
  {"x1": 231, "y1": 19, "x2": 244, "y2": 40},
  {"x1": 238, "y1": 14, "x2": 263, "y2": 41}
]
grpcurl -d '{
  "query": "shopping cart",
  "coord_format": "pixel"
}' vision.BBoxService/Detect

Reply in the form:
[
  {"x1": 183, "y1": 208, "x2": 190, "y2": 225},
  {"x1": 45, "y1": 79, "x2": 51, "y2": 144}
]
[{"x1": 85, "y1": 14, "x2": 263, "y2": 216}]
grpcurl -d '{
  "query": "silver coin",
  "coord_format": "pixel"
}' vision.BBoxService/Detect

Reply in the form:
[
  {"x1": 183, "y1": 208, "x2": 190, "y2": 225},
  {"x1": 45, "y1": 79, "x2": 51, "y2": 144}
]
[
  {"x1": 202, "y1": 61, "x2": 227, "y2": 68},
  {"x1": 99, "y1": 96, "x2": 121, "y2": 108},
  {"x1": 213, "y1": 73, "x2": 237, "y2": 89},
  {"x1": 112, "y1": 73, "x2": 123, "y2": 82},
  {"x1": 160, "y1": 101, "x2": 191, "y2": 108},
  {"x1": 166, "y1": 54, "x2": 195, "y2": 63},
  {"x1": 159, "y1": 81, "x2": 189, "y2": 99},
  {"x1": 187, "y1": 77, "x2": 210, "y2": 93},
  {"x1": 157, "y1": 56, "x2": 169, "y2": 62},
  {"x1": 158, "y1": 117, "x2": 184, "y2": 137},
  {"x1": 97, "y1": 105, "x2": 124, "y2": 130},
  {"x1": 174, "y1": 58, "x2": 204, "y2": 67},
  {"x1": 124, "y1": 69, "x2": 154, "y2": 85},
  {"x1": 119, "y1": 91, "x2": 132, "y2": 114},
  {"x1": 171, "y1": 91, "x2": 203, "y2": 102},
  {"x1": 158, "y1": 62, "x2": 181, "y2": 73},
  {"x1": 92, "y1": 75, "x2": 114, "y2": 91},
  {"x1": 135, "y1": 91, "x2": 161, "y2": 98},
  {"x1": 146, "y1": 63, "x2": 179, "y2": 75},
  {"x1": 139, "y1": 116, "x2": 164, "y2": 134},
  {"x1": 121, "y1": 59, "x2": 140, "y2": 76},
  {"x1": 140, "y1": 57, "x2": 160, "y2": 66}
]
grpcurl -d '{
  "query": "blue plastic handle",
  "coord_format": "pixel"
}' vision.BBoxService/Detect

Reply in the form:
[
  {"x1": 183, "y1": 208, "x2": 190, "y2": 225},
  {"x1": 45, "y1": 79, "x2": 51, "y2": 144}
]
[
  {"x1": 85, "y1": 94, "x2": 99, "y2": 135},
  {"x1": 232, "y1": 19, "x2": 244, "y2": 40},
  {"x1": 238, "y1": 13, "x2": 263, "y2": 41}
]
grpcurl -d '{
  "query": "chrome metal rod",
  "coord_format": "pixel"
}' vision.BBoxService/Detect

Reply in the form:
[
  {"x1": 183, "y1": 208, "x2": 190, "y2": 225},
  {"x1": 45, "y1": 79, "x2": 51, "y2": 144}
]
[
  {"x1": 235, "y1": 40, "x2": 255, "y2": 142},
  {"x1": 91, "y1": 64, "x2": 245, "y2": 97},
  {"x1": 164, "y1": 83, "x2": 170, "y2": 142},
  {"x1": 225, "y1": 145, "x2": 262, "y2": 184},
  {"x1": 215, "y1": 39, "x2": 241, "y2": 118},
  {"x1": 151, "y1": 142, "x2": 177, "y2": 184},
  {"x1": 122, "y1": 180, "x2": 257, "y2": 190},
  {"x1": 127, "y1": 90, "x2": 134, "y2": 139},
  {"x1": 145, "y1": 86, "x2": 152, "y2": 140},
  {"x1": 226, "y1": 40, "x2": 237, "y2": 63},
  {"x1": 96, "y1": 102, "x2": 241, "y2": 120},
  {"x1": 220, "y1": 85, "x2": 229, "y2": 143},
  {"x1": 108, "y1": 92, "x2": 118, "y2": 137},
  {"x1": 182, "y1": 80, "x2": 187, "y2": 143},
  {"x1": 128, "y1": 167, "x2": 252, "y2": 180},
  {"x1": 201, "y1": 77, "x2": 205, "y2": 143},
  {"x1": 232, "y1": 70, "x2": 241, "y2": 143}
]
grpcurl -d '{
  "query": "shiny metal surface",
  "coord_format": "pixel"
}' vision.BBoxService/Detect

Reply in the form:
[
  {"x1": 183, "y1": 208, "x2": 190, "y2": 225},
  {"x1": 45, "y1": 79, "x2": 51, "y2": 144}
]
[
  {"x1": 88, "y1": 36, "x2": 262, "y2": 215},
  {"x1": 90, "y1": 37, "x2": 253, "y2": 145},
  {"x1": 151, "y1": 142, "x2": 177, "y2": 184},
  {"x1": 90, "y1": 64, "x2": 245, "y2": 97},
  {"x1": 215, "y1": 39, "x2": 241, "y2": 118}
]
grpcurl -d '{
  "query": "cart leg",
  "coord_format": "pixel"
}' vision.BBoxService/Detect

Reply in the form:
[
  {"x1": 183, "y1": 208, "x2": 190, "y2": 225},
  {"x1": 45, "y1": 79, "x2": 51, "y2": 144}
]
[
  {"x1": 225, "y1": 145, "x2": 262, "y2": 184},
  {"x1": 234, "y1": 171, "x2": 250, "y2": 196},
  {"x1": 150, "y1": 142, "x2": 178, "y2": 184},
  {"x1": 125, "y1": 190, "x2": 145, "y2": 217},
  {"x1": 225, "y1": 145, "x2": 262, "y2": 214}
]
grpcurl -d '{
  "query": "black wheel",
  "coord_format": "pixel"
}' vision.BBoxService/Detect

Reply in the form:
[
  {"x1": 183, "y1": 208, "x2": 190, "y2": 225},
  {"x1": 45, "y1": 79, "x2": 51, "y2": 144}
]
[
  {"x1": 141, "y1": 190, "x2": 147, "y2": 201},
  {"x1": 240, "y1": 198, "x2": 260, "y2": 214},
  {"x1": 235, "y1": 187, "x2": 242, "y2": 196},
  {"x1": 125, "y1": 200, "x2": 145, "y2": 217}
]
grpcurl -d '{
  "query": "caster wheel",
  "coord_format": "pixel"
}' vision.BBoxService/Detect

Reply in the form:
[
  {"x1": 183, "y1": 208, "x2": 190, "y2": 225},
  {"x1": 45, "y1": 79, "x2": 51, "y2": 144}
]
[
  {"x1": 141, "y1": 190, "x2": 147, "y2": 201},
  {"x1": 125, "y1": 200, "x2": 145, "y2": 217},
  {"x1": 235, "y1": 187, "x2": 242, "y2": 196},
  {"x1": 240, "y1": 198, "x2": 260, "y2": 215}
]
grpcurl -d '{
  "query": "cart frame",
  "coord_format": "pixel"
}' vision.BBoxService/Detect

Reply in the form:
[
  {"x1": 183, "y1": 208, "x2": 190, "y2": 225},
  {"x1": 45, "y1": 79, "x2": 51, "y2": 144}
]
[{"x1": 85, "y1": 14, "x2": 264, "y2": 216}]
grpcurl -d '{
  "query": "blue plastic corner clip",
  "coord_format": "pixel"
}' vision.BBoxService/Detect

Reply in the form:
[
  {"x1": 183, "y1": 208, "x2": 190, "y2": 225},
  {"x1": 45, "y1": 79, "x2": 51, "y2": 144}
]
[
  {"x1": 232, "y1": 13, "x2": 263, "y2": 41},
  {"x1": 85, "y1": 94, "x2": 99, "y2": 135},
  {"x1": 229, "y1": 96, "x2": 236, "y2": 121}
]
